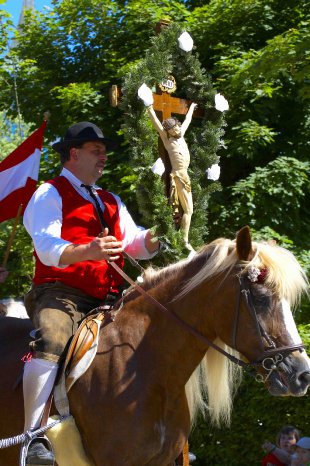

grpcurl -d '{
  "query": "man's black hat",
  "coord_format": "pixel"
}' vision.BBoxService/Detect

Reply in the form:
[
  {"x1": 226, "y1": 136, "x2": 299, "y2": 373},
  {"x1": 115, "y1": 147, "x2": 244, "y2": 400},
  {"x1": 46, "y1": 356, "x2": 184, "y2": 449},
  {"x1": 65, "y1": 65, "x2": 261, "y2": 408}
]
[{"x1": 52, "y1": 121, "x2": 118, "y2": 154}]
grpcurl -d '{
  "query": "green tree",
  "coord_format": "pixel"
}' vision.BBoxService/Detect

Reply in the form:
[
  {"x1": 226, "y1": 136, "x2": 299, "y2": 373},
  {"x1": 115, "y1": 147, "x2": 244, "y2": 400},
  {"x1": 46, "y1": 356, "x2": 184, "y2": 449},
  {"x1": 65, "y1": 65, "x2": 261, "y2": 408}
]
[
  {"x1": 186, "y1": 1, "x2": 310, "y2": 246},
  {"x1": 0, "y1": 112, "x2": 35, "y2": 298}
]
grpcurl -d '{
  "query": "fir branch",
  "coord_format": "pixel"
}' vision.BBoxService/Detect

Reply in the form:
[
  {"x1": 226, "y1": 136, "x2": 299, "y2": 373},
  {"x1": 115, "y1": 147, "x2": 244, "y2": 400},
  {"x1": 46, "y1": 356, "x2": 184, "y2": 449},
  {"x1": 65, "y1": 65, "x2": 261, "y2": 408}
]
[{"x1": 120, "y1": 23, "x2": 226, "y2": 261}]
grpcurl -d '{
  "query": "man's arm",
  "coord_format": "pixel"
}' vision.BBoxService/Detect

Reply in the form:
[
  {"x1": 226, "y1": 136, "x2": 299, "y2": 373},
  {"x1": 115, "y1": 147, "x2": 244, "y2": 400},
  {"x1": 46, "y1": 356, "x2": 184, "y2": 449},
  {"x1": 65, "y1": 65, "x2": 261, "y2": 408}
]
[
  {"x1": 114, "y1": 194, "x2": 159, "y2": 259},
  {"x1": 24, "y1": 184, "x2": 123, "y2": 266},
  {"x1": 181, "y1": 102, "x2": 197, "y2": 134}
]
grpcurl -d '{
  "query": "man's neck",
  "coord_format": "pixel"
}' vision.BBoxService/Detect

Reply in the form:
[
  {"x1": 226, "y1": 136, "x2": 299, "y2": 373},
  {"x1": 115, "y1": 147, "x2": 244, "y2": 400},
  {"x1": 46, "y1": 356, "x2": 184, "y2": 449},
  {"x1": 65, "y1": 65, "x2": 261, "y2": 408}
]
[{"x1": 63, "y1": 165, "x2": 98, "y2": 185}]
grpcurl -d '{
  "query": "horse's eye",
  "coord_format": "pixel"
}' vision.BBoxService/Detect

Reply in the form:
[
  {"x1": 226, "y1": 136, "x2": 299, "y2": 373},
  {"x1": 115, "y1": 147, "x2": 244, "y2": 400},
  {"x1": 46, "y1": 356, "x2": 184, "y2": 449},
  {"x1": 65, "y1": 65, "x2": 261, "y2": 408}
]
[{"x1": 250, "y1": 286, "x2": 272, "y2": 311}]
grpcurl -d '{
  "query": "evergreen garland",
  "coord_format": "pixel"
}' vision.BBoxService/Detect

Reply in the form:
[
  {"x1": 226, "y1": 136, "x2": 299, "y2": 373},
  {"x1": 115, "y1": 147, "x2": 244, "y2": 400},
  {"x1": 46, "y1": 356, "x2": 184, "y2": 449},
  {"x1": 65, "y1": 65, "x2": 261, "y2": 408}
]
[{"x1": 120, "y1": 23, "x2": 226, "y2": 263}]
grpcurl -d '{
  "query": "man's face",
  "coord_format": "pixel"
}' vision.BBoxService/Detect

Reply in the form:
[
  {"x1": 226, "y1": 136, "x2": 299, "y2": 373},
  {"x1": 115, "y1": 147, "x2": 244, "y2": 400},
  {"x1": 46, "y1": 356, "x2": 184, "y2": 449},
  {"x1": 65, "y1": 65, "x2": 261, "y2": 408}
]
[
  {"x1": 72, "y1": 141, "x2": 107, "y2": 183},
  {"x1": 167, "y1": 124, "x2": 182, "y2": 138}
]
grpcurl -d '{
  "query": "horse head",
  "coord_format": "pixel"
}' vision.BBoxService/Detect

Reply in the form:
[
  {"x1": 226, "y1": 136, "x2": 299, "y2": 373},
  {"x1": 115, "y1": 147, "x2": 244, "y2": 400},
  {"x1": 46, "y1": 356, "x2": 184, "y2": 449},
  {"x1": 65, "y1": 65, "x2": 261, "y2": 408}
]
[
  {"x1": 230, "y1": 226, "x2": 310, "y2": 396},
  {"x1": 138, "y1": 226, "x2": 309, "y2": 428}
]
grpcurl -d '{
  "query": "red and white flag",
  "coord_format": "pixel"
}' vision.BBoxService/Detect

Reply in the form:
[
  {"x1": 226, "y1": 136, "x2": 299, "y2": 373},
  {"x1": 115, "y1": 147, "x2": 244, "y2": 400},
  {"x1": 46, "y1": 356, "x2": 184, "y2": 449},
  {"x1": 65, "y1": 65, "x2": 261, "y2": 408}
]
[{"x1": 0, "y1": 120, "x2": 47, "y2": 223}]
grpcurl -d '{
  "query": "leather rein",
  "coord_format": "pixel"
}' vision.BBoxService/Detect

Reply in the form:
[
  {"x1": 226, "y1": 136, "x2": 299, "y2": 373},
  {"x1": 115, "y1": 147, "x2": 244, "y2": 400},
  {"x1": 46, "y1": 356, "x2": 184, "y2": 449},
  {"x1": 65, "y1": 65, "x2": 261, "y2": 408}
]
[
  {"x1": 108, "y1": 260, "x2": 304, "y2": 380},
  {"x1": 92, "y1": 200, "x2": 303, "y2": 379}
]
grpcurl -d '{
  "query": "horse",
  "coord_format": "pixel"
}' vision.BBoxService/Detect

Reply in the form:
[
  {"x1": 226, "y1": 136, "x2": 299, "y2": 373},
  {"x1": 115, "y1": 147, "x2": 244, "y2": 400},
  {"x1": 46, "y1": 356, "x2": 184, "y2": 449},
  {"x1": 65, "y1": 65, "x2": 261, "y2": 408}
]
[{"x1": 0, "y1": 226, "x2": 309, "y2": 466}]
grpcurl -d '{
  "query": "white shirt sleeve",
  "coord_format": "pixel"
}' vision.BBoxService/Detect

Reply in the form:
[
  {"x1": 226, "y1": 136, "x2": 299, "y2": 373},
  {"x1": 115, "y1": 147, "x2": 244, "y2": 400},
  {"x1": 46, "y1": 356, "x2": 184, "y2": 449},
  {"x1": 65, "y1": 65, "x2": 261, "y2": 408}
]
[
  {"x1": 23, "y1": 183, "x2": 71, "y2": 267},
  {"x1": 112, "y1": 193, "x2": 157, "y2": 260},
  {"x1": 23, "y1": 181, "x2": 157, "y2": 267}
]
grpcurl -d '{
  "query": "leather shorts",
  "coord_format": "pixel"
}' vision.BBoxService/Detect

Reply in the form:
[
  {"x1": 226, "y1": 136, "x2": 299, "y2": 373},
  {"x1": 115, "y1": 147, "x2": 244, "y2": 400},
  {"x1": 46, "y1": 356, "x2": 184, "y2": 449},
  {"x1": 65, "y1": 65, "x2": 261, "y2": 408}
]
[{"x1": 24, "y1": 281, "x2": 102, "y2": 362}]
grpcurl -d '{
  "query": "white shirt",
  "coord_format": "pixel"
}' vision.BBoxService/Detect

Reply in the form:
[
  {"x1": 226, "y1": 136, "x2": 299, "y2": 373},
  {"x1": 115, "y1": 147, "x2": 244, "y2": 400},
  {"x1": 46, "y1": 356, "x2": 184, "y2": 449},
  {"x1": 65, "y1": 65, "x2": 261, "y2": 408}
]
[{"x1": 24, "y1": 168, "x2": 156, "y2": 267}]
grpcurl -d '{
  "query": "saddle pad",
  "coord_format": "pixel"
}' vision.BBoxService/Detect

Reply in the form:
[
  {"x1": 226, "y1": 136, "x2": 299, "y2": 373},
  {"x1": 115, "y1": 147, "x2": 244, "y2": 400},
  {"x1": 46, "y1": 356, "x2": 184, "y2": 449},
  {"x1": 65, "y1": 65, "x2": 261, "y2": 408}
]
[{"x1": 46, "y1": 415, "x2": 94, "y2": 466}]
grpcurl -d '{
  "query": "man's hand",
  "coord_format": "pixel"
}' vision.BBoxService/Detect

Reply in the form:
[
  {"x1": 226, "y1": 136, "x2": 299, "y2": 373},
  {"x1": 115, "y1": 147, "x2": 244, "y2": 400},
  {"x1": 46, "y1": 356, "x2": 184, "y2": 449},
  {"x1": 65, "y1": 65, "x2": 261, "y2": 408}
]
[
  {"x1": 144, "y1": 230, "x2": 160, "y2": 254},
  {"x1": 90, "y1": 228, "x2": 123, "y2": 261},
  {"x1": 59, "y1": 228, "x2": 123, "y2": 265}
]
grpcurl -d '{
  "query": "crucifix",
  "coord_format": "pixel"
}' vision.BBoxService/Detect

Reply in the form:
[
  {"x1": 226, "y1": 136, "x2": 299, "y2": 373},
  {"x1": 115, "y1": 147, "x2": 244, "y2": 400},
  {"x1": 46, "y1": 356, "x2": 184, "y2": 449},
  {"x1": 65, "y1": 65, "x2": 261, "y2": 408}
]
[
  {"x1": 109, "y1": 18, "x2": 205, "y2": 248},
  {"x1": 138, "y1": 75, "x2": 206, "y2": 248},
  {"x1": 151, "y1": 85, "x2": 204, "y2": 197},
  {"x1": 110, "y1": 81, "x2": 204, "y2": 198},
  {"x1": 110, "y1": 78, "x2": 204, "y2": 248}
]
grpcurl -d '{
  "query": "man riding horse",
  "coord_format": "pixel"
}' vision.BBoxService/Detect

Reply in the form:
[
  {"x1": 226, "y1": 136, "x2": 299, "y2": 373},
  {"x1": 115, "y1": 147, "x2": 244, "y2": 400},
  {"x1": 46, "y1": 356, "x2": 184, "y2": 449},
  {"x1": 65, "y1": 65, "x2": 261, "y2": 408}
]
[{"x1": 22, "y1": 121, "x2": 160, "y2": 465}]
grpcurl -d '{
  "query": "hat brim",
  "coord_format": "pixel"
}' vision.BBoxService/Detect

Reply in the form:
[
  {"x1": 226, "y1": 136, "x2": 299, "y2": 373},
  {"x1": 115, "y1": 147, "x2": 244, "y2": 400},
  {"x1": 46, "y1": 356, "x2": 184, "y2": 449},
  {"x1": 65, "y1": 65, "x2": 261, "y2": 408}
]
[{"x1": 52, "y1": 137, "x2": 118, "y2": 154}]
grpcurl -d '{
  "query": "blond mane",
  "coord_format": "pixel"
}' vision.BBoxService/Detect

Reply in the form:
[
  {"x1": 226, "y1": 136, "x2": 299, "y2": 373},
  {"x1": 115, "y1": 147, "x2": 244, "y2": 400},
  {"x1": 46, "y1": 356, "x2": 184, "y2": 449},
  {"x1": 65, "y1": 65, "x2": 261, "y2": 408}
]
[
  {"x1": 176, "y1": 238, "x2": 308, "y2": 307},
  {"x1": 141, "y1": 238, "x2": 308, "y2": 426}
]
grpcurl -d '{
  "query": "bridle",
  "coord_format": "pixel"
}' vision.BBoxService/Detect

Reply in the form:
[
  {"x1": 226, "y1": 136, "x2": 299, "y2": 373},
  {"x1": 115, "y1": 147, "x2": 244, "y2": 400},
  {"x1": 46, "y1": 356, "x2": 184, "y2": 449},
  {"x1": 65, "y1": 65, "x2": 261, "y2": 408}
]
[
  {"x1": 233, "y1": 274, "x2": 304, "y2": 381},
  {"x1": 108, "y1": 260, "x2": 304, "y2": 383}
]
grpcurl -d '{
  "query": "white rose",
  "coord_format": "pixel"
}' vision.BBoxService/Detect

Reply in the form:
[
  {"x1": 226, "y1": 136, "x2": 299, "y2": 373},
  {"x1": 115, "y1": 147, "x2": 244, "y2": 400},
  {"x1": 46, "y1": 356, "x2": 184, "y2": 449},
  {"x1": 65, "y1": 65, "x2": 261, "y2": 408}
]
[
  {"x1": 138, "y1": 83, "x2": 154, "y2": 107},
  {"x1": 215, "y1": 93, "x2": 229, "y2": 112},
  {"x1": 151, "y1": 158, "x2": 165, "y2": 176},
  {"x1": 178, "y1": 32, "x2": 194, "y2": 52},
  {"x1": 206, "y1": 163, "x2": 221, "y2": 180}
]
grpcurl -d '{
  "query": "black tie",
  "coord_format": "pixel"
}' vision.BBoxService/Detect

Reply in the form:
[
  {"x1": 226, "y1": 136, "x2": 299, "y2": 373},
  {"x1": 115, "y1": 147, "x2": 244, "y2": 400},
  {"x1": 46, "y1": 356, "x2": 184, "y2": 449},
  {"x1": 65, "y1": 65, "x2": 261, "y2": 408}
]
[{"x1": 81, "y1": 184, "x2": 109, "y2": 232}]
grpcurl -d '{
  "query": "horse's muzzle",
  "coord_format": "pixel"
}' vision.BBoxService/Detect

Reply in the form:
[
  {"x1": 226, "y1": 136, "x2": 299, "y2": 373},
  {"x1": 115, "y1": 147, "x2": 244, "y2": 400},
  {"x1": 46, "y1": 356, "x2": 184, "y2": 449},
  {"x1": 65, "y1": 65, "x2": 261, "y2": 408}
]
[{"x1": 266, "y1": 352, "x2": 310, "y2": 396}]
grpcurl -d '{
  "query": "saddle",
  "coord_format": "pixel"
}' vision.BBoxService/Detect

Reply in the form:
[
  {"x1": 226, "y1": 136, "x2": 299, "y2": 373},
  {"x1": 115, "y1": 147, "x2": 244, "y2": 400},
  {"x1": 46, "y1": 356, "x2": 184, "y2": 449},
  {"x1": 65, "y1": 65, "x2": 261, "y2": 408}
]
[{"x1": 53, "y1": 306, "x2": 116, "y2": 417}]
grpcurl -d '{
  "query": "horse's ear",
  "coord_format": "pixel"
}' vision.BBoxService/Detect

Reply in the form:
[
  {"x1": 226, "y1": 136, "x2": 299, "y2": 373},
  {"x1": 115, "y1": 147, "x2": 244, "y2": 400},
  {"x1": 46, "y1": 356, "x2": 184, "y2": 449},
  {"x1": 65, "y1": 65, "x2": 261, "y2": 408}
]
[{"x1": 236, "y1": 226, "x2": 253, "y2": 260}]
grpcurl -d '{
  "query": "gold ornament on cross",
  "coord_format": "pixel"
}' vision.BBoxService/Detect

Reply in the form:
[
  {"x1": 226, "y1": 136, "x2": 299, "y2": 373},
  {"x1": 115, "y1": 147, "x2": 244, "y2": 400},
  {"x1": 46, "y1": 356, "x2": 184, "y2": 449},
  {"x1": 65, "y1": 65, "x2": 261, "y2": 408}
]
[{"x1": 158, "y1": 75, "x2": 177, "y2": 94}]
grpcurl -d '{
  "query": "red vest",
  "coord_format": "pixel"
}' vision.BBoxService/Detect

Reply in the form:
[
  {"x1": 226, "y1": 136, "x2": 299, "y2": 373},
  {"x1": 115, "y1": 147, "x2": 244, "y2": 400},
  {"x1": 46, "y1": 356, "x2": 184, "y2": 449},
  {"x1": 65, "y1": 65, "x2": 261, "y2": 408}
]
[{"x1": 33, "y1": 176, "x2": 124, "y2": 299}]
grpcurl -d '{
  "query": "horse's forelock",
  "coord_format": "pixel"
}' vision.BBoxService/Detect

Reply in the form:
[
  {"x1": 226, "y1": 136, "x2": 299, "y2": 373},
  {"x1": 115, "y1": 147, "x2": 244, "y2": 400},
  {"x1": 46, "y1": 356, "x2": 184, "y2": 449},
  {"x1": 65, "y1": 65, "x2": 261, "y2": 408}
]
[{"x1": 246, "y1": 242, "x2": 308, "y2": 307}]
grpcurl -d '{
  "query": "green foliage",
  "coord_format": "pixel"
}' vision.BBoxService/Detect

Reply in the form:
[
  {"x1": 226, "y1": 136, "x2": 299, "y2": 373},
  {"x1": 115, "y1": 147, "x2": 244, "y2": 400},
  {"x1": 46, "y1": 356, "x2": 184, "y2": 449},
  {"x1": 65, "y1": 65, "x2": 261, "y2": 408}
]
[
  {"x1": 0, "y1": 223, "x2": 34, "y2": 298},
  {"x1": 190, "y1": 362, "x2": 310, "y2": 466},
  {"x1": 120, "y1": 22, "x2": 225, "y2": 261},
  {"x1": 212, "y1": 156, "x2": 310, "y2": 243},
  {"x1": 229, "y1": 119, "x2": 277, "y2": 159},
  {"x1": 0, "y1": 6, "x2": 11, "y2": 56},
  {"x1": 52, "y1": 82, "x2": 102, "y2": 121},
  {"x1": 0, "y1": 112, "x2": 35, "y2": 298},
  {"x1": 0, "y1": 111, "x2": 31, "y2": 157}
]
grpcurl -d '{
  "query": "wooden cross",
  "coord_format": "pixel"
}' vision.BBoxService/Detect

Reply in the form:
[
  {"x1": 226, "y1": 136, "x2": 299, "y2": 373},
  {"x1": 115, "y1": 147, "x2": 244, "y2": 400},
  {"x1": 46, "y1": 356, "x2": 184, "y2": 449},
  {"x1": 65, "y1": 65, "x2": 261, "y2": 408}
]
[{"x1": 109, "y1": 84, "x2": 204, "y2": 197}]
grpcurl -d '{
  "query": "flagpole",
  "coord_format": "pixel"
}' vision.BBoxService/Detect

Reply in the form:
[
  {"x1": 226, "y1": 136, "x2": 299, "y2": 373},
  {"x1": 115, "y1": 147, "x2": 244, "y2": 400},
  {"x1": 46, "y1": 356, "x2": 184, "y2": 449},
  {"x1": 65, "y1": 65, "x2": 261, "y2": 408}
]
[{"x1": 2, "y1": 203, "x2": 23, "y2": 268}]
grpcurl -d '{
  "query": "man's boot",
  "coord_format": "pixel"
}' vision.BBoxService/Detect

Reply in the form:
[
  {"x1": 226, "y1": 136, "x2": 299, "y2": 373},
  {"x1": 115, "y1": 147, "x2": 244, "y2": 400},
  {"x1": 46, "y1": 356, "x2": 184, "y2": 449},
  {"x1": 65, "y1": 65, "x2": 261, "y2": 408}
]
[{"x1": 23, "y1": 358, "x2": 58, "y2": 466}]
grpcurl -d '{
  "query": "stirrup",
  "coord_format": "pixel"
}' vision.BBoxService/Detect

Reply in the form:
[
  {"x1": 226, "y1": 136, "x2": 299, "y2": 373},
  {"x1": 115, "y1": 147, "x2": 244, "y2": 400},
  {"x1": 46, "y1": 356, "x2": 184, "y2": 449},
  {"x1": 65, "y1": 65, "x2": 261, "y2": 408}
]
[{"x1": 20, "y1": 435, "x2": 54, "y2": 466}]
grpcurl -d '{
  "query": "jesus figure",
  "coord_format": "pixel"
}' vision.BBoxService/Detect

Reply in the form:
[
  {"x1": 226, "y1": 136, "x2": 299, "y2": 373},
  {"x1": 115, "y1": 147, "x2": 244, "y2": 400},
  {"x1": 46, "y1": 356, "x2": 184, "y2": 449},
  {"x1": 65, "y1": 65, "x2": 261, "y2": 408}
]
[{"x1": 138, "y1": 83, "x2": 197, "y2": 250}]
